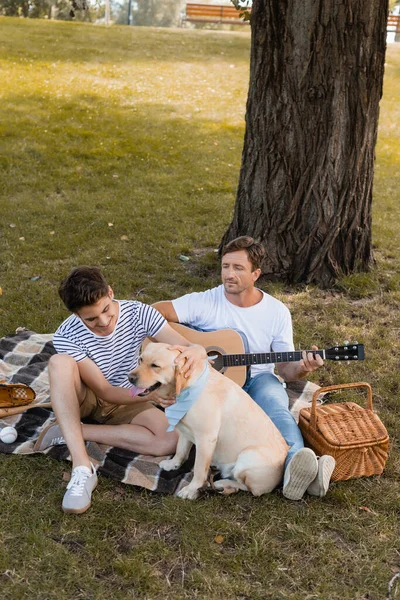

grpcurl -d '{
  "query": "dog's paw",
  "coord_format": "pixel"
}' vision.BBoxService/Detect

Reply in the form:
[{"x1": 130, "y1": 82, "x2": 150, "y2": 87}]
[
  {"x1": 177, "y1": 485, "x2": 200, "y2": 500},
  {"x1": 159, "y1": 458, "x2": 181, "y2": 471},
  {"x1": 213, "y1": 481, "x2": 240, "y2": 495}
]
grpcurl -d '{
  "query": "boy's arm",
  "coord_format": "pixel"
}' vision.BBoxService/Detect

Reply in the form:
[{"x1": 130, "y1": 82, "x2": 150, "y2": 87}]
[
  {"x1": 153, "y1": 322, "x2": 207, "y2": 377},
  {"x1": 153, "y1": 301, "x2": 207, "y2": 376},
  {"x1": 77, "y1": 358, "x2": 143, "y2": 405}
]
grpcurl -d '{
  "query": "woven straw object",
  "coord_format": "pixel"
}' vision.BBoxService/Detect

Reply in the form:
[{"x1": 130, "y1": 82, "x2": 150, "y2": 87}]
[{"x1": 299, "y1": 382, "x2": 389, "y2": 481}]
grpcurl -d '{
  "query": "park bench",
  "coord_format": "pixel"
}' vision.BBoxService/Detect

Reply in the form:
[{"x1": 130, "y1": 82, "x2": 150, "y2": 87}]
[
  {"x1": 387, "y1": 14, "x2": 400, "y2": 43},
  {"x1": 387, "y1": 14, "x2": 400, "y2": 34},
  {"x1": 183, "y1": 3, "x2": 250, "y2": 26},
  {"x1": 183, "y1": 8, "x2": 399, "y2": 31}
]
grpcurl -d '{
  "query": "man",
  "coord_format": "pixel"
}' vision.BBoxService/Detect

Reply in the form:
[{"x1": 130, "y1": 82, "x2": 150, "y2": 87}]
[
  {"x1": 36, "y1": 266, "x2": 206, "y2": 514},
  {"x1": 154, "y1": 236, "x2": 336, "y2": 501}
]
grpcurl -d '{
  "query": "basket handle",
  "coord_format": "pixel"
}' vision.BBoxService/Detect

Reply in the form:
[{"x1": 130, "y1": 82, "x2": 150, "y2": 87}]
[{"x1": 310, "y1": 382, "x2": 373, "y2": 429}]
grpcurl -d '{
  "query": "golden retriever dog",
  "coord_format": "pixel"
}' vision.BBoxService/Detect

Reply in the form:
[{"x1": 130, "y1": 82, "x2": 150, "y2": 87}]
[{"x1": 129, "y1": 342, "x2": 288, "y2": 500}]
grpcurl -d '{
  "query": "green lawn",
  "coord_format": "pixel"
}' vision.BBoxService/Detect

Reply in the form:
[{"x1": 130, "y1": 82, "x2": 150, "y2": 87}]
[{"x1": 0, "y1": 17, "x2": 399, "y2": 600}]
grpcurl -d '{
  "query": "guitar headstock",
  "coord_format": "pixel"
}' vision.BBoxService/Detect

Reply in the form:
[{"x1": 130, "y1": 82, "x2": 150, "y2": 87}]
[{"x1": 324, "y1": 343, "x2": 364, "y2": 361}]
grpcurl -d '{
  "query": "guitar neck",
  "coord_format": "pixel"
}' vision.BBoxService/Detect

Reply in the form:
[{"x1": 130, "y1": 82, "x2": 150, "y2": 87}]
[
  {"x1": 166, "y1": 324, "x2": 364, "y2": 368},
  {"x1": 221, "y1": 350, "x2": 324, "y2": 367}
]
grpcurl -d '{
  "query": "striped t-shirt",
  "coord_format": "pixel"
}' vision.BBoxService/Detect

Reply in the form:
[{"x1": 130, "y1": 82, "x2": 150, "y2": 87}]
[{"x1": 53, "y1": 300, "x2": 166, "y2": 388}]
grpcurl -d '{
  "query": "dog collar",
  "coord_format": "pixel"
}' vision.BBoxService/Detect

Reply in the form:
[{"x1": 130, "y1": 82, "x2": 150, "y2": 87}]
[{"x1": 165, "y1": 364, "x2": 209, "y2": 432}]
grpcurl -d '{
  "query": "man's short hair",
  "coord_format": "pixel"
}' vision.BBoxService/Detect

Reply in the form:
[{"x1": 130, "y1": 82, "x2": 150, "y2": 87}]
[
  {"x1": 58, "y1": 266, "x2": 110, "y2": 312},
  {"x1": 222, "y1": 236, "x2": 265, "y2": 271}
]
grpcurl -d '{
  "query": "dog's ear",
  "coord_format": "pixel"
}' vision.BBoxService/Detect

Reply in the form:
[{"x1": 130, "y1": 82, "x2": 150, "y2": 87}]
[{"x1": 175, "y1": 361, "x2": 189, "y2": 396}]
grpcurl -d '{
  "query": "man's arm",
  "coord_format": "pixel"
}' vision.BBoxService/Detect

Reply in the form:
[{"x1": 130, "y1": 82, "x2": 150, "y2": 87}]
[
  {"x1": 276, "y1": 346, "x2": 324, "y2": 382},
  {"x1": 152, "y1": 301, "x2": 179, "y2": 323}
]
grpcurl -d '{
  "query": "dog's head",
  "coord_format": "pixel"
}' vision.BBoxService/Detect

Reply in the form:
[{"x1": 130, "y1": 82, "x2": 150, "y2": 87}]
[{"x1": 128, "y1": 342, "x2": 189, "y2": 397}]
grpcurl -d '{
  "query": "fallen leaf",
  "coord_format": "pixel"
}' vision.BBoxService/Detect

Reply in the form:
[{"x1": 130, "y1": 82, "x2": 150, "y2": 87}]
[
  {"x1": 9, "y1": 223, "x2": 16, "y2": 228},
  {"x1": 179, "y1": 255, "x2": 190, "y2": 262},
  {"x1": 49, "y1": 231, "x2": 55, "y2": 235},
  {"x1": 121, "y1": 235, "x2": 129, "y2": 241},
  {"x1": 113, "y1": 174, "x2": 119, "y2": 178},
  {"x1": 19, "y1": 237, "x2": 25, "y2": 241},
  {"x1": 215, "y1": 535, "x2": 224, "y2": 544},
  {"x1": 30, "y1": 276, "x2": 40, "y2": 281},
  {"x1": 108, "y1": 223, "x2": 114, "y2": 227},
  {"x1": 359, "y1": 506, "x2": 377, "y2": 515},
  {"x1": 0, "y1": 287, "x2": 2, "y2": 295}
]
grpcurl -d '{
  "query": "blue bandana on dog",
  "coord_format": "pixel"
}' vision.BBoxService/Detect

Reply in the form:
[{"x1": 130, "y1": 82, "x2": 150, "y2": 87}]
[{"x1": 165, "y1": 364, "x2": 209, "y2": 431}]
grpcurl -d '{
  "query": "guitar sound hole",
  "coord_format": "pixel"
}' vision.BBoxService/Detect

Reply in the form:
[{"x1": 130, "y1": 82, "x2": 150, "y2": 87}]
[{"x1": 207, "y1": 351, "x2": 225, "y2": 373}]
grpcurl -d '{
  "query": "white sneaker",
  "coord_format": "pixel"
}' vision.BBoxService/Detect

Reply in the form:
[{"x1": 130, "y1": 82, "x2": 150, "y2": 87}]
[
  {"x1": 62, "y1": 463, "x2": 98, "y2": 514},
  {"x1": 34, "y1": 423, "x2": 66, "y2": 451},
  {"x1": 307, "y1": 455, "x2": 336, "y2": 497},
  {"x1": 283, "y1": 448, "x2": 318, "y2": 500}
]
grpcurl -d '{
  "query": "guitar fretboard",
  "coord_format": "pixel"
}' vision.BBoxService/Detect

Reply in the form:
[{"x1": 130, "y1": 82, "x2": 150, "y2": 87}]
[{"x1": 221, "y1": 350, "x2": 324, "y2": 367}]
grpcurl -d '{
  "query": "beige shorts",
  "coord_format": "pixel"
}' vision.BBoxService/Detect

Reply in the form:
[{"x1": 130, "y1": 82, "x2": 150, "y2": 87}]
[{"x1": 79, "y1": 387, "x2": 154, "y2": 425}]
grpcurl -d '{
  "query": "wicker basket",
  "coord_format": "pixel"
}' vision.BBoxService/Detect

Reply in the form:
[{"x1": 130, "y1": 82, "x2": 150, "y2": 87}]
[{"x1": 298, "y1": 382, "x2": 389, "y2": 481}]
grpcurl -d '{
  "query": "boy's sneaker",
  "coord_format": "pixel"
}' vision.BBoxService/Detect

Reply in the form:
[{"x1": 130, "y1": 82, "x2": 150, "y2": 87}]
[
  {"x1": 34, "y1": 423, "x2": 66, "y2": 451},
  {"x1": 62, "y1": 463, "x2": 98, "y2": 514},
  {"x1": 283, "y1": 448, "x2": 318, "y2": 500},
  {"x1": 307, "y1": 455, "x2": 336, "y2": 497}
]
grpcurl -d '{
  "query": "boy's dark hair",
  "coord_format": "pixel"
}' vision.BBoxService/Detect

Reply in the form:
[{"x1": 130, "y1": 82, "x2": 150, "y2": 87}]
[
  {"x1": 58, "y1": 266, "x2": 110, "y2": 312},
  {"x1": 222, "y1": 236, "x2": 265, "y2": 271}
]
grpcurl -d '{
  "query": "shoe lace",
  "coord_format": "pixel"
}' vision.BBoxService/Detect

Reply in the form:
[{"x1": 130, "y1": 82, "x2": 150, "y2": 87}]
[{"x1": 67, "y1": 467, "x2": 91, "y2": 497}]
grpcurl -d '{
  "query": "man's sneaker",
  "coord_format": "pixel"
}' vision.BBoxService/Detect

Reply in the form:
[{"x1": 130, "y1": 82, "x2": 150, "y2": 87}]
[
  {"x1": 283, "y1": 448, "x2": 319, "y2": 500},
  {"x1": 62, "y1": 463, "x2": 98, "y2": 514},
  {"x1": 307, "y1": 455, "x2": 336, "y2": 497},
  {"x1": 34, "y1": 423, "x2": 66, "y2": 451}
]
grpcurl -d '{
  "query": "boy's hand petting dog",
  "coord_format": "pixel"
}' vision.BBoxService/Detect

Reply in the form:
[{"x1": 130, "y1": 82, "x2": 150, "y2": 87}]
[
  {"x1": 150, "y1": 391, "x2": 176, "y2": 409},
  {"x1": 167, "y1": 344, "x2": 207, "y2": 378}
]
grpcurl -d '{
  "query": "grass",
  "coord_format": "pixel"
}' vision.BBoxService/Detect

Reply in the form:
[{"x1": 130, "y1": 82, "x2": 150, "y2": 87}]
[{"x1": 0, "y1": 16, "x2": 399, "y2": 600}]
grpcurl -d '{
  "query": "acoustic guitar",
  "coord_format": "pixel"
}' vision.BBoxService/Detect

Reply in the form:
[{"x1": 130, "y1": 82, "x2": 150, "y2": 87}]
[{"x1": 168, "y1": 323, "x2": 364, "y2": 387}]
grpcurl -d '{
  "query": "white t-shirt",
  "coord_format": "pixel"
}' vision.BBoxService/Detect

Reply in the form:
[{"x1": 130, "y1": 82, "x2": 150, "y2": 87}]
[
  {"x1": 172, "y1": 285, "x2": 294, "y2": 377},
  {"x1": 53, "y1": 300, "x2": 166, "y2": 388}
]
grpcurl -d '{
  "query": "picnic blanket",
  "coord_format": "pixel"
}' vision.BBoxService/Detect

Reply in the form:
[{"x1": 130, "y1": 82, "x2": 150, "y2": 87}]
[{"x1": 0, "y1": 329, "x2": 321, "y2": 495}]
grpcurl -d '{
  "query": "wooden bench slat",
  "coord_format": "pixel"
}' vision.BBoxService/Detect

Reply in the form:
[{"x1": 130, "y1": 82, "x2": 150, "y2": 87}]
[
  {"x1": 185, "y1": 3, "x2": 250, "y2": 25},
  {"x1": 184, "y1": 5, "x2": 398, "y2": 31},
  {"x1": 187, "y1": 7, "x2": 240, "y2": 16},
  {"x1": 387, "y1": 15, "x2": 400, "y2": 32}
]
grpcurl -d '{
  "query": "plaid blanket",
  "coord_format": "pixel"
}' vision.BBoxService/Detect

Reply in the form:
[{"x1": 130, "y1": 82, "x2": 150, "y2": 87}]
[{"x1": 0, "y1": 330, "x2": 321, "y2": 495}]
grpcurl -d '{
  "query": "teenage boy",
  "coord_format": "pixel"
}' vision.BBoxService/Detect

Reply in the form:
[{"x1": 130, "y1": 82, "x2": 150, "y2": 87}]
[
  {"x1": 36, "y1": 266, "x2": 206, "y2": 514},
  {"x1": 154, "y1": 236, "x2": 336, "y2": 501}
]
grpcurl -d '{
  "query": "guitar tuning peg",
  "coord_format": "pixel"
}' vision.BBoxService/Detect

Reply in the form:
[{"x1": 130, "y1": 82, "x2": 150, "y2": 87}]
[
  {"x1": 354, "y1": 340, "x2": 358, "y2": 345},
  {"x1": 344, "y1": 340, "x2": 349, "y2": 346}
]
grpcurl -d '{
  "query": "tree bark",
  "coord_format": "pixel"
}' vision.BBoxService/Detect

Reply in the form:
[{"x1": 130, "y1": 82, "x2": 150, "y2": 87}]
[{"x1": 222, "y1": 0, "x2": 389, "y2": 287}]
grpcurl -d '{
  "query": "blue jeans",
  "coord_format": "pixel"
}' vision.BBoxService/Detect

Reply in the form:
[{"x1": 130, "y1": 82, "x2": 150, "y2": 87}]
[{"x1": 243, "y1": 372, "x2": 304, "y2": 469}]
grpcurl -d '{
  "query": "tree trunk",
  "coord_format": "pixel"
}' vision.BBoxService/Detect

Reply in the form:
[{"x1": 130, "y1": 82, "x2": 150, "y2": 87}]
[
  {"x1": 222, "y1": 0, "x2": 388, "y2": 287},
  {"x1": 105, "y1": 0, "x2": 111, "y2": 25}
]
